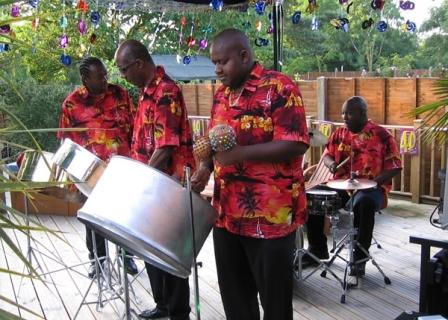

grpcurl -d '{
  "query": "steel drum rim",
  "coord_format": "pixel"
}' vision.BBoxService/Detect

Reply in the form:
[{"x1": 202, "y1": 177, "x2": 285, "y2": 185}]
[
  {"x1": 78, "y1": 212, "x2": 191, "y2": 278},
  {"x1": 306, "y1": 189, "x2": 338, "y2": 196}
]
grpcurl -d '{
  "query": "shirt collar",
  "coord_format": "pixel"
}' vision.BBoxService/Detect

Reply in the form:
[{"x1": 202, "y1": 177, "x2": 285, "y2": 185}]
[
  {"x1": 142, "y1": 66, "x2": 166, "y2": 97},
  {"x1": 223, "y1": 62, "x2": 264, "y2": 96},
  {"x1": 78, "y1": 85, "x2": 107, "y2": 100}
]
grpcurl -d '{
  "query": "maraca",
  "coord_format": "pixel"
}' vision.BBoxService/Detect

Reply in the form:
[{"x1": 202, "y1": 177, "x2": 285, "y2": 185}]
[
  {"x1": 193, "y1": 135, "x2": 212, "y2": 161},
  {"x1": 208, "y1": 124, "x2": 237, "y2": 152}
]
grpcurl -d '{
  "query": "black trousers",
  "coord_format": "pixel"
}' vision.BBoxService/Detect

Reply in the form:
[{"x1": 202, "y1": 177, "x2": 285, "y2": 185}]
[
  {"x1": 85, "y1": 226, "x2": 107, "y2": 260},
  {"x1": 307, "y1": 187, "x2": 383, "y2": 260},
  {"x1": 213, "y1": 227, "x2": 295, "y2": 320},
  {"x1": 145, "y1": 262, "x2": 190, "y2": 320}
]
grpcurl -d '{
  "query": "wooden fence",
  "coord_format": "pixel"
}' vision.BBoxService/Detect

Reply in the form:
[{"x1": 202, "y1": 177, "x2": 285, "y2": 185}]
[
  {"x1": 189, "y1": 115, "x2": 445, "y2": 204},
  {"x1": 181, "y1": 77, "x2": 441, "y2": 127}
]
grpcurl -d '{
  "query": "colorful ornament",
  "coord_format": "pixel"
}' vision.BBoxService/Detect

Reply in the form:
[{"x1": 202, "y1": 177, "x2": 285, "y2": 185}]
[
  {"x1": 255, "y1": 21, "x2": 262, "y2": 32},
  {"x1": 77, "y1": 0, "x2": 89, "y2": 12},
  {"x1": 399, "y1": 1, "x2": 415, "y2": 10},
  {"x1": 29, "y1": 0, "x2": 39, "y2": 8},
  {"x1": 377, "y1": 20, "x2": 388, "y2": 32},
  {"x1": 306, "y1": 0, "x2": 319, "y2": 14},
  {"x1": 346, "y1": 2, "x2": 353, "y2": 14},
  {"x1": 311, "y1": 16, "x2": 319, "y2": 30},
  {"x1": 59, "y1": 34, "x2": 69, "y2": 48},
  {"x1": 60, "y1": 54, "x2": 72, "y2": 66},
  {"x1": 331, "y1": 18, "x2": 349, "y2": 32},
  {"x1": 59, "y1": 16, "x2": 68, "y2": 28},
  {"x1": 362, "y1": 18, "x2": 374, "y2": 30},
  {"x1": 0, "y1": 43, "x2": 10, "y2": 52},
  {"x1": 255, "y1": 0, "x2": 266, "y2": 15},
  {"x1": 339, "y1": 0, "x2": 348, "y2": 3},
  {"x1": 11, "y1": 5, "x2": 20, "y2": 17},
  {"x1": 199, "y1": 38, "x2": 208, "y2": 50},
  {"x1": 32, "y1": 18, "x2": 39, "y2": 31},
  {"x1": 89, "y1": 33, "x2": 97, "y2": 44},
  {"x1": 404, "y1": 20, "x2": 416, "y2": 32},
  {"x1": 0, "y1": 25, "x2": 11, "y2": 34},
  {"x1": 371, "y1": 0, "x2": 385, "y2": 10},
  {"x1": 183, "y1": 55, "x2": 191, "y2": 65},
  {"x1": 90, "y1": 11, "x2": 101, "y2": 25},
  {"x1": 209, "y1": 124, "x2": 237, "y2": 153},
  {"x1": 78, "y1": 20, "x2": 88, "y2": 35},
  {"x1": 209, "y1": 0, "x2": 223, "y2": 11},
  {"x1": 255, "y1": 37, "x2": 269, "y2": 47},
  {"x1": 292, "y1": 11, "x2": 302, "y2": 24}
]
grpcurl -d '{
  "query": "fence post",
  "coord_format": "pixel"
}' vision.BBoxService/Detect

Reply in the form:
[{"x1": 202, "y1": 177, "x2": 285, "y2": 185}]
[
  {"x1": 305, "y1": 116, "x2": 314, "y2": 165},
  {"x1": 411, "y1": 119, "x2": 423, "y2": 203},
  {"x1": 316, "y1": 77, "x2": 327, "y2": 120}
]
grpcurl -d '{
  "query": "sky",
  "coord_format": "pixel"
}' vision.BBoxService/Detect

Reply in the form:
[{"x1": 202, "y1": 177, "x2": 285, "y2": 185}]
[{"x1": 399, "y1": 0, "x2": 443, "y2": 26}]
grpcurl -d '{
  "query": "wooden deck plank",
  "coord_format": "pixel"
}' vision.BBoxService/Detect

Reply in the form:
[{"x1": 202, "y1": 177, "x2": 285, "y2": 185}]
[{"x1": 1, "y1": 199, "x2": 447, "y2": 319}]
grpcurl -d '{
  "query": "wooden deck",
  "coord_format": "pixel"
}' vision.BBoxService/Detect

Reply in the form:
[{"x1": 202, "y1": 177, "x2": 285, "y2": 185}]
[{"x1": 1, "y1": 198, "x2": 447, "y2": 320}]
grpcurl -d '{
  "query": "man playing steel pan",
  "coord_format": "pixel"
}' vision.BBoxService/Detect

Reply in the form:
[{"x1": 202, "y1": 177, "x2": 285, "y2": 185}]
[
  {"x1": 304, "y1": 96, "x2": 402, "y2": 277},
  {"x1": 58, "y1": 56, "x2": 138, "y2": 278},
  {"x1": 115, "y1": 40, "x2": 195, "y2": 320}
]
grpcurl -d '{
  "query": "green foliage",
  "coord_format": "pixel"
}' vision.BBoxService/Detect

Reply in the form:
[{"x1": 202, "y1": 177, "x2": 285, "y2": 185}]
[{"x1": 0, "y1": 79, "x2": 74, "y2": 152}]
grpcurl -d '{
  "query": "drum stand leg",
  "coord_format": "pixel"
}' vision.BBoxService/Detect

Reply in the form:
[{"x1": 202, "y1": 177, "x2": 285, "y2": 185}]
[
  {"x1": 74, "y1": 233, "x2": 139, "y2": 319},
  {"x1": 185, "y1": 167, "x2": 201, "y2": 320}
]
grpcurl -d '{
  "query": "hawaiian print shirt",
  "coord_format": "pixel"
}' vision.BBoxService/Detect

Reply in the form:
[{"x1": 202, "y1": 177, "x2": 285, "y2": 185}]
[
  {"x1": 210, "y1": 62, "x2": 309, "y2": 239},
  {"x1": 58, "y1": 84, "x2": 135, "y2": 161},
  {"x1": 325, "y1": 121, "x2": 402, "y2": 205},
  {"x1": 131, "y1": 66, "x2": 195, "y2": 179}
]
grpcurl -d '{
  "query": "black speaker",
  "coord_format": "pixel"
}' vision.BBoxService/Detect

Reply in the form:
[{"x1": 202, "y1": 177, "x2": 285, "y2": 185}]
[{"x1": 426, "y1": 249, "x2": 448, "y2": 316}]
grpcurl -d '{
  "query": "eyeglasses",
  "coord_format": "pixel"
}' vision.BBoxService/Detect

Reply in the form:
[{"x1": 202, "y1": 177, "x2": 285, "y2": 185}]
[{"x1": 117, "y1": 60, "x2": 137, "y2": 74}]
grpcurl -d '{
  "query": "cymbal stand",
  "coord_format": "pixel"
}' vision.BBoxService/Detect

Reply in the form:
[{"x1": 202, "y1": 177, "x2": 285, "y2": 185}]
[
  {"x1": 293, "y1": 225, "x2": 344, "y2": 290},
  {"x1": 185, "y1": 166, "x2": 201, "y2": 320}
]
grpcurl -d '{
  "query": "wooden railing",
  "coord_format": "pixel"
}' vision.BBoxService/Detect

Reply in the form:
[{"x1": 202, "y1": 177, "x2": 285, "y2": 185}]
[{"x1": 189, "y1": 115, "x2": 444, "y2": 204}]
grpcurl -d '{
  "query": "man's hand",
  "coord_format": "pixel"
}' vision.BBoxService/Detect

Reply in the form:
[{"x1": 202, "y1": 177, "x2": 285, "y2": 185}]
[
  {"x1": 328, "y1": 161, "x2": 338, "y2": 174},
  {"x1": 191, "y1": 165, "x2": 212, "y2": 193},
  {"x1": 214, "y1": 145, "x2": 241, "y2": 166}
]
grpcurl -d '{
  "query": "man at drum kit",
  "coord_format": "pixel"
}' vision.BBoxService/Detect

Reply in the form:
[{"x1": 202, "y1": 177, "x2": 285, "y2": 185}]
[
  {"x1": 191, "y1": 28, "x2": 309, "y2": 320},
  {"x1": 115, "y1": 40, "x2": 195, "y2": 320},
  {"x1": 304, "y1": 96, "x2": 402, "y2": 277},
  {"x1": 58, "y1": 56, "x2": 139, "y2": 279}
]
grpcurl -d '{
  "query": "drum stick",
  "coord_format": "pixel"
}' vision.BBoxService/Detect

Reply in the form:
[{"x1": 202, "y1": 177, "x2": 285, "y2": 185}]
[{"x1": 336, "y1": 157, "x2": 350, "y2": 169}]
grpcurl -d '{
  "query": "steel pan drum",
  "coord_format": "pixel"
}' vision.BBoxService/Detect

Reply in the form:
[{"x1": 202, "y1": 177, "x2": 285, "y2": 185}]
[
  {"x1": 17, "y1": 150, "x2": 58, "y2": 182},
  {"x1": 77, "y1": 156, "x2": 218, "y2": 278},
  {"x1": 52, "y1": 138, "x2": 106, "y2": 196}
]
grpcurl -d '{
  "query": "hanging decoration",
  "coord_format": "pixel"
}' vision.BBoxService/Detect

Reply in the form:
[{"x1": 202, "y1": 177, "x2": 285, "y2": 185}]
[
  {"x1": 254, "y1": 20, "x2": 269, "y2": 47},
  {"x1": 362, "y1": 18, "x2": 375, "y2": 29},
  {"x1": 399, "y1": 1, "x2": 415, "y2": 10},
  {"x1": 209, "y1": 0, "x2": 223, "y2": 11},
  {"x1": 0, "y1": 25, "x2": 11, "y2": 34},
  {"x1": 371, "y1": 0, "x2": 385, "y2": 10},
  {"x1": 311, "y1": 16, "x2": 319, "y2": 31},
  {"x1": 377, "y1": 20, "x2": 388, "y2": 32},
  {"x1": 198, "y1": 20, "x2": 213, "y2": 51},
  {"x1": 330, "y1": 18, "x2": 349, "y2": 32},
  {"x1": 0, "y1": 43, "x2": 10, "y2": 52},
  {"x1": 11, "y1": 5, "x2": 20, "y2": 17},
  {"x1": 88, "y1": 0, "x2": 101, "y2": 47},
  {"x1": 306, "y1": 0, "x2": 319, "y2": 14},
  {"x1": 401, "y1": 20, "x2": 416, "y2": 32},
  {"x1": 339, "y1": 0, "x2": 348, "y2": 4},
  {"x1": 59, "y1": 0, "x2": 71, "y2": 66},
  {"x1": 346, "y1": 2, "x2": 353, "y2": 14},
  {"x1": 255, "y1": 1, "x2": 267, "y2": 15},
  {"x1": 60, "y1": 54, "x2": 72, "y2": 66},
  {"x1": 176, "y1": 16, "x2": 187, "y2": 64},
  {"x1": 90, "y1": 11, "x2": 101, "y2": 25},
  {"x1": 267, "y1": 13, "x2": 274, "y2": 34},
  {"x1": 29, "y1": 0, "x2": 40, "y2": 9},
  {"x1": 292, "y1": 11, "x2": 301, "y2": 24}
]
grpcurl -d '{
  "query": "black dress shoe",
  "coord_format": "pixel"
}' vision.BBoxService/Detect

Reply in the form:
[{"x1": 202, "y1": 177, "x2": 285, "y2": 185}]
[
  {"x1": 124, "y1": 258, "x2": 138, "y2": 276},
  {"x1": 87, "y1": 262, "x2": 103, "y2": 279},
  {"x1": 139, "y1": 307, "x2": 168, "y2": 319},
  {"x1": 349, "y1": 263, "x2": 366, "y2": 277}
]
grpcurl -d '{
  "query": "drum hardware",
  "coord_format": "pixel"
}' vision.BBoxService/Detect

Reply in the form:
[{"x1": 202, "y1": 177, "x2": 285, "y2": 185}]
[
  {"x1": 322, "y1": 177, "x2": 391, "y2": 304},
  {"x1": 185, "y1": 166, "x2": 202, "y2": 320},
  {"x1": 293, "y1": 226, "x2": 344, "y2": 289},
  {"x1": 74, "y1": 235, "x2": 142, "y2": 320}
]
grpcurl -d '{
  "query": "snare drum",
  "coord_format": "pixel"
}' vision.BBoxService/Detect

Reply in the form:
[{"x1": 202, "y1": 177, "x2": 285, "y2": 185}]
[
  {"x1": 306, "y1": 189, "x2": 340, "y2": 216},
  {"x1": 52, "y1": 139, "x2": 106, "y2": 197}
]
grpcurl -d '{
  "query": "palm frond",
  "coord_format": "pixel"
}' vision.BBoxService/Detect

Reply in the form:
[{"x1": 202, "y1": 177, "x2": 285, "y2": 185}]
[{"x1": 0, "y1": 295, "x2": 44, "y2": 319}]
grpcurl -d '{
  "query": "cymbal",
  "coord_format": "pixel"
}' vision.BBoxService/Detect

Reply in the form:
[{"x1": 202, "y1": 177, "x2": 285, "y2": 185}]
[
  {"x1": 327, "y1": 178, "x2": 377, "y2": 190},
  {"x1": 309, "y1": 129, "x2": 328, "y2": 147}
]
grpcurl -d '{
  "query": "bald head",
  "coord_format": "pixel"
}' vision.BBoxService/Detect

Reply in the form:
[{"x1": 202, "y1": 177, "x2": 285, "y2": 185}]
[
  {"x1": 342, "y1": 96, "x2": 369, "y2": 132},
  {"x1": 210, "y1": 28, "x2": 255, "y2": 89},
  {"x1": 114, "y1": 39, "x2": 155, "y2": 88}
]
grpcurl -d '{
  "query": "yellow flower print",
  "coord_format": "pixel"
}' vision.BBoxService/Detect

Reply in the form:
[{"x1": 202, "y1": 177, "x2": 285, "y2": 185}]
[
  {"x1": 292, "y1": 183, "x2": 299, "y2": 198},
  {"x1": 240, "y1": 115, "x2": 253, "y2": 130},
  {"x1": 265, "y1": 207, "x2": 290, "y2": 224}
]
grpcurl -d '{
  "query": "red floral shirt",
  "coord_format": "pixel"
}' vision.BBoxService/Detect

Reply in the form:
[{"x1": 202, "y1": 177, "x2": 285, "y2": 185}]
[
  {"x1": 58, "y1": 84, "x2": 135, "y2": 161},
  {"x1": 210, "y1": 63, "x2": 309, "y2": 239},
  {"x1": 131, "y1": 66, "x2": 195, "y2": 179},
  {"x1": 326, "y1": 121, "x2": 402, "y2": 203}
]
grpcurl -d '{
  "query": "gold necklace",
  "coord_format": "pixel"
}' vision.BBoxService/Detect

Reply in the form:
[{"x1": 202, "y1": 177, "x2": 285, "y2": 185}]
[{"x1": 229, "y1": 88, "x2": 244, "y2": 107}]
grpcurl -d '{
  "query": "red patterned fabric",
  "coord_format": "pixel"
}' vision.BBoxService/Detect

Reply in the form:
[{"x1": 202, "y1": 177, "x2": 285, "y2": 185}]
[
  {"x1": 210, "y1": 63, "x2": 309, "y2": 239},
  {"x1": 131, "y1": 66, "x2": 195, "y2": 179},
  {"x1": 326, "y1": 121, "x2": 402, "y2": 201},
  {"x1": 58, "y1": 84, "x2": 135, "y2": 161}
]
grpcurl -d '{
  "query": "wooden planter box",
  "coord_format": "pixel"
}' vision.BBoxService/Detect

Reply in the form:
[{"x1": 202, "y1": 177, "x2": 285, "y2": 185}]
[{"x1": 10, "y1": 187, "x2": 83, "y2": 216}]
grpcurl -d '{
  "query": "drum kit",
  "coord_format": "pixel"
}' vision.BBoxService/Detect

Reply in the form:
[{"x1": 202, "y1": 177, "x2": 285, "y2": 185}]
[
  {"x1": 16, "y1": 138, "x2": 217, "y2": 319},
  {"x1": 296, "y1": 175, "x2": 392, "y2": 303}
]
